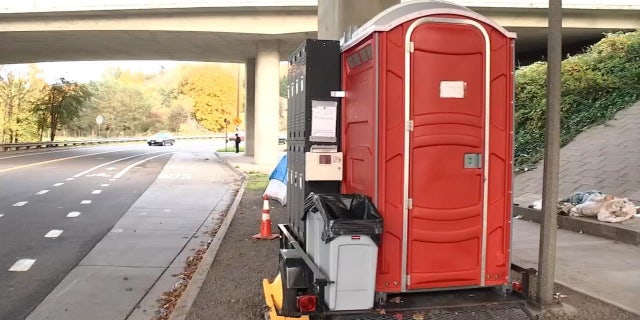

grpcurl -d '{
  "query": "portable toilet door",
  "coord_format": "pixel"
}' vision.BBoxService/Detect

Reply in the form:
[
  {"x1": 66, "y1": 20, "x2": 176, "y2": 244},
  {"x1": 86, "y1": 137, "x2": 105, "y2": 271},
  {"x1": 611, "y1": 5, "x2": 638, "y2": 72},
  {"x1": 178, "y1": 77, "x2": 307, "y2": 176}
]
[
  {"x1": 340, "y1": 0, "x2": 516, "y2": 293},
  {"x1": 403, "y1": 17, "x2": 515, "y2": 290}
]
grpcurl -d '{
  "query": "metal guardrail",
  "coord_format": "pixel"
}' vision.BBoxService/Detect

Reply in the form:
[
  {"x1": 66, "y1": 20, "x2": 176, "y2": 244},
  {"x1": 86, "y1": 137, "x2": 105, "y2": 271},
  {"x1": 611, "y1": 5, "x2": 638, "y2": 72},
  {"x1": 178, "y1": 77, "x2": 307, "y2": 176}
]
[{"x1": 0, "y1": 135, "x2": 224, "y2": 152}]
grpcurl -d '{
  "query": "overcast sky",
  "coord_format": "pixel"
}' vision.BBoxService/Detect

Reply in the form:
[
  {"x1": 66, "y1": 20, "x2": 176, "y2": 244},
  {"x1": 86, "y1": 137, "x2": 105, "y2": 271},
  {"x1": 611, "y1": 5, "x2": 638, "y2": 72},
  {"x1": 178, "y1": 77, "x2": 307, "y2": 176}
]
[{"x1": 1, "y1": 60, "x2": 191, "y2": 83}]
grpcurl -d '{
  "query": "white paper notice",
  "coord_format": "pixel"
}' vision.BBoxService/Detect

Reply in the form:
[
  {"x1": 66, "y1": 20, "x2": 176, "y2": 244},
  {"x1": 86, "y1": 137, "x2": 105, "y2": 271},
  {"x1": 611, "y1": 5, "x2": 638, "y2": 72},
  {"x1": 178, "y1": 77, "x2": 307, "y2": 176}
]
[
  {"x1": 440, "y1": 81, "x2": 466, "y2": 99},
  {"x1": 310, "y1": 100, "x2": 337, "y2": 142}
]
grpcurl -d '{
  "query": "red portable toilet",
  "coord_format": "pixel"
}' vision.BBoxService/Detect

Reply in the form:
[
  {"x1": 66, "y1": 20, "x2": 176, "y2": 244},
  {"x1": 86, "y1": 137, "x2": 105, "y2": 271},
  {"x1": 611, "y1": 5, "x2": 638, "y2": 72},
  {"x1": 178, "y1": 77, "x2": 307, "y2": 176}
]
[{"x1": 340, "y1": 1, "x2": 517, "y2": 293}]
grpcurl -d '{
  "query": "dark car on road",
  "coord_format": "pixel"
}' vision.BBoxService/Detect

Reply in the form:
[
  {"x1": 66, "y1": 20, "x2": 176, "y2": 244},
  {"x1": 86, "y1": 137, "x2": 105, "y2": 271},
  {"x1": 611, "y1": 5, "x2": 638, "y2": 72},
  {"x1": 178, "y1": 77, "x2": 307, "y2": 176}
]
[{"x1": 147, "y1": 133, "x2": 175, "y2": 146}]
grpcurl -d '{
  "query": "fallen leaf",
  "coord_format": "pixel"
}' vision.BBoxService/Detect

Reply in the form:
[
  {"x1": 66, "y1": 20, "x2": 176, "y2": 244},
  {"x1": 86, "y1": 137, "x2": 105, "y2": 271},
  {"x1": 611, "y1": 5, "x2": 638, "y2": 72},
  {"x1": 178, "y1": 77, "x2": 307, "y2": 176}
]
[
  {"x1": 412, "y1": 312, "x2": 425, "y2": 320},
  {"x1": 153, "y1": 247, "x2": 207, "y2": 320},
  {"x1": 376, "y1": 308, "x2": 386, "y2": 315},
  {"x1": 393, "y1": 312, "x2": 404, "y2": 320}
]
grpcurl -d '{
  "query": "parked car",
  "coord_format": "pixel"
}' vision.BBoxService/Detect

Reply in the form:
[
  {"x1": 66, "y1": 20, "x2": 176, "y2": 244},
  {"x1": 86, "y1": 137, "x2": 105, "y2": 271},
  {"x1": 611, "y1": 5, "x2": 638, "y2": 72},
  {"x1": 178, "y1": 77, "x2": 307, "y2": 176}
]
[{"x1": 147, "y1": 133, "x2": 175, "y2": 146}]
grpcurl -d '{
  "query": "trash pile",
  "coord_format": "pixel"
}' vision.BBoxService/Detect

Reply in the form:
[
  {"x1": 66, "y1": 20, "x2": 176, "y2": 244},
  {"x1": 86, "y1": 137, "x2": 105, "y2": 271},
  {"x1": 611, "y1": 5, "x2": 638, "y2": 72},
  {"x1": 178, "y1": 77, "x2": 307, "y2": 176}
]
[{"x1": 557, "y1": 190, "x2": 638, "y2": 223}]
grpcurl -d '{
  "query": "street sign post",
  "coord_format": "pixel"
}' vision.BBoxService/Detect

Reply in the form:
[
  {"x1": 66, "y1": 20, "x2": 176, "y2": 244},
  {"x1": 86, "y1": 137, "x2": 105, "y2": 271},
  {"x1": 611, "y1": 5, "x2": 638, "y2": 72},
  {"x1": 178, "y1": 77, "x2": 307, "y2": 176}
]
[
  {"x1": 224, "y1": 118, "x2": 231, "y2": 152},
  {"x1": 96, "y1": 115, "x2": 104, "y2": 138}
]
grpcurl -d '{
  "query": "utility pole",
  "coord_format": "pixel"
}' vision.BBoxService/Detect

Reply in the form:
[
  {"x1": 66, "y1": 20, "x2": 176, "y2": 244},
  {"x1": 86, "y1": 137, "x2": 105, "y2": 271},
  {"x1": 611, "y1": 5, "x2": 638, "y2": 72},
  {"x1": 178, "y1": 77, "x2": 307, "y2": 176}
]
[
  {"x1": 537, "y1": 0, "x2": 562, "y2": 308},
  {"x1": 237, "y1": 64, "x2": 241, "y2": 120},
  {"x1": 224, "y1": 118, "x2": 230, "y2": 152}
]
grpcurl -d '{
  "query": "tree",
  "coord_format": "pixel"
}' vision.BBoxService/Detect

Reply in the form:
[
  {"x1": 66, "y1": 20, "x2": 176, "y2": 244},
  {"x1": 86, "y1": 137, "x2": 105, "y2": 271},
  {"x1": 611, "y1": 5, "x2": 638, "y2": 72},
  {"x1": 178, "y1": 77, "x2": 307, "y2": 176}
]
[
  {"x1": 280, "y1": 75, "x2": 289, "y2": 98},
  {"x1": 84, "y1": 79, "x2": 153, "y2": 137},
  {"x1": 37, "y1": 78, "x2": 91, "y2": 141},
  {"x1": 178, "y1": 65, "x2": 239, "y2": 132},
  {"x1": 0, "y1": 71, "x2": 37, "y2": 143}
]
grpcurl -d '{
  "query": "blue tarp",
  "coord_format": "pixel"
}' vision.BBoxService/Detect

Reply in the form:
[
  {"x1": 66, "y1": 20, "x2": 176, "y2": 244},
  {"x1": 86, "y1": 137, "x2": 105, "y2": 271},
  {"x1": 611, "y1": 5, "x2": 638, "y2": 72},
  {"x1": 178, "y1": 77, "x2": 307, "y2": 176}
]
[
  {"x1": 269, "y1": 155, "x2": 288, "y2": 183},
  {"x1": 264, "y1": 155, "x2": 288, "y2": 205}
]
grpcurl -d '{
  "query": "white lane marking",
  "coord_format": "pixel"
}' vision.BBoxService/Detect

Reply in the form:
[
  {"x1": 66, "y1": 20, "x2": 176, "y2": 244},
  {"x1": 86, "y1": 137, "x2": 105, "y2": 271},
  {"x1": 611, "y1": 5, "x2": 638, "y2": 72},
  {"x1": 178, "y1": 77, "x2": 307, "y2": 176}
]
[
  {"x1": 81, "y1": 200, "x2": 92, "y2": 204},
  {"x1": 72, "y1": 152, "x2": 161, "y2": 178},
  {"x1": 109, "y1": 179, "x2": 116, "y2": 181},
  {"x1": 106, "y1": 167, "x2": 117, "y2": 171},
  {"x1": 113, "y1": 152, "x2": 173, "y2": 179},
  {"x1": 13, "y1": 201, "x2": 28, "y2": 207},
  {"x1": 44, "y1": 230, "x2": 64, "y2": 238},
  {"x1": 66, "y1": 177, "x2": 75, "y2": 181},
  {"x1": 0, "y1": 149, "x2": 71, "y2": 160},
  {"x1": 66, "y1": 211, "x2": 81, "y2": 218},
  {"x1": 112, "y1": 228, "x2": 124, "y2": 233},
  {"x1": 86, "y1": 173, "x2": 111, "y2": 177},
  {"x1": 36, "y1": 190, "x2": 50, "y2": 195},
  {"x1": 0, "y1": 214, "x2": 4, "y2": 218},
  {"x1": 101, "y1": 184, "x2": 110, "y2": 187},
  {"x1": 9, "y1": 259, "x2": 36, "y2": 272},
  {"x1": 0, "y1": 149, "x2": 138, "y2": 174},
  {"x1": 140, "y1": 212, "x2": 148, "y2": 216},
  {"x1": 92, "y1": 190, "x2": 102, "y2": 194},
  {"x1": 52, "y1": 183, "x2": 64, "y2": 187},
  {"x1": 0, "y1": 147, "x2": 138, "y2": 161}
]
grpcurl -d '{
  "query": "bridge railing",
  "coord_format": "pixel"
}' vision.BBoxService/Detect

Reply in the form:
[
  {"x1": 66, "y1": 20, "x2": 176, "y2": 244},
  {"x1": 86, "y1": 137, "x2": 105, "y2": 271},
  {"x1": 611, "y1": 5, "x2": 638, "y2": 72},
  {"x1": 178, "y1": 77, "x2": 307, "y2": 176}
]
[{"x1": 0, "y1": 135, "x2": 225, "y2": 152}]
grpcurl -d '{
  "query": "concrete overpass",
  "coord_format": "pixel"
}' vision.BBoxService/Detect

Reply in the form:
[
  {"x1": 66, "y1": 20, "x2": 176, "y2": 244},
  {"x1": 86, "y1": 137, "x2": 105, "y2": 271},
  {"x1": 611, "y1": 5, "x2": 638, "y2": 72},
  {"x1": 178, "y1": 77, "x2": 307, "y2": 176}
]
[{"x1": 1, "y1": 0, "x2": 639, "y2": 164}]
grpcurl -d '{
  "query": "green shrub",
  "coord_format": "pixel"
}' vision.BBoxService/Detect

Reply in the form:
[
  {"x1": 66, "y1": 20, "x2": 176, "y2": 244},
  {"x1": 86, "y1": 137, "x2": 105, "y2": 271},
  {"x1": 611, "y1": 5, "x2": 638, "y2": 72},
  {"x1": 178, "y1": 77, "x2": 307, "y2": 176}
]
[
  {"x1": 514, "y1": 30, "x2": 640, "y2": 169},
  {"x1": 217, "y1": 146, "x2": 245, "y2": 152},
  {"x1": 246, "y1": 173, "x2": 269, "y2": 191}
]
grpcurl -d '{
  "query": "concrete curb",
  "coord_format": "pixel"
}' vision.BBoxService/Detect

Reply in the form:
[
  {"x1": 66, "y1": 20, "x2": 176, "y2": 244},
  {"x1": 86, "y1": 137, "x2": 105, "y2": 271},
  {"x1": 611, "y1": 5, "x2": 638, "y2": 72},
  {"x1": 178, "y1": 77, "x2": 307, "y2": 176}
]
[
  {"x1": 555, "y1": 279, "x2": 640, "y2": 316},
  {"x1": 513, "y1": 206, "x2": 640, "y2": 246},
  {"x1": 214, "y1": 152, "x2": 247, "y2": 178},
  {"x1": 168, "y1": 156, "x2": 247, "y2": 320}
]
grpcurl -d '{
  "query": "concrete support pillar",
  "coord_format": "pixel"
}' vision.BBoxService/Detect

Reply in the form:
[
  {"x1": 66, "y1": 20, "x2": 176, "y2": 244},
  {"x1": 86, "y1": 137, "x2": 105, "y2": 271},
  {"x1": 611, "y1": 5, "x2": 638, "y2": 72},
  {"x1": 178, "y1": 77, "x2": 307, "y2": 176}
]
[
  {"x1": 254, "y1": 40, "x2": 280, "y2": 165},
  {"x1": 244, "y1": 59, "x2": 256, "y2": 156},
  {"x1": 318, "y1": 0, "x2": 400, "y2": 40}
]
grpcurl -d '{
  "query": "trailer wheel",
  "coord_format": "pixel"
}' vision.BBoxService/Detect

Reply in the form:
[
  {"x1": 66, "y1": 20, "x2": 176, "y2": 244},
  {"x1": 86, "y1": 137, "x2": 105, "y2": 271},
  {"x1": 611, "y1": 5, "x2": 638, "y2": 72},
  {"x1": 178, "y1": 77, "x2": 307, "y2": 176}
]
[
  {"x1": 375, "y1": 292, "x2": 388, "y2": 307},
  {"x1": 493, "y1": 284, "x2": 510, "y2": 296}
]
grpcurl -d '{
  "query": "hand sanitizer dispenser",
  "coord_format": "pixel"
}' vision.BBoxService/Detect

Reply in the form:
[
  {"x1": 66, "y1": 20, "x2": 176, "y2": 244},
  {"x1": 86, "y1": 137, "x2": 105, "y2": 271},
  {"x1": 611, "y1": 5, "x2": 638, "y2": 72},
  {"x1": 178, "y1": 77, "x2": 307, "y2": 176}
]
[{"x1": 305, "y1": 145, "x2": 343, "y2": 181}]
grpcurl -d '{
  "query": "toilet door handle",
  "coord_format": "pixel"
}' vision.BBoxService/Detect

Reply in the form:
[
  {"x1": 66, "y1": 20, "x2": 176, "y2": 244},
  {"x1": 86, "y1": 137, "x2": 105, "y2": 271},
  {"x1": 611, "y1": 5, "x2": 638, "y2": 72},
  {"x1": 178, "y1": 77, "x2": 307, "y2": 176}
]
[{"x1": 464, "y1": 153, "x2": 482, "y2": 169}]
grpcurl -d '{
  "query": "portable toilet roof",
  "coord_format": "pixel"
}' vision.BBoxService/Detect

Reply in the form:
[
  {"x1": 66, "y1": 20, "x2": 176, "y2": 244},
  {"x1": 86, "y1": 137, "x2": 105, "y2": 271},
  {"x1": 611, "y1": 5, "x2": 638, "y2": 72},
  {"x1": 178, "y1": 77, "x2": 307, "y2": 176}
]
[{"x1": 342, "y1": 0, "x2": 517, "y2": 51}]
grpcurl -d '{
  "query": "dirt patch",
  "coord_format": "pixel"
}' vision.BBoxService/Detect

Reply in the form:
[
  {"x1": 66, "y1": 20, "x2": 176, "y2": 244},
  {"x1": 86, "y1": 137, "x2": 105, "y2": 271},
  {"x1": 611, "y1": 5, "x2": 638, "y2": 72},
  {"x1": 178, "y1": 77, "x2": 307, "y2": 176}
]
[
  {"x1": 185, "y1": 188, "x2": 639, "y2": 320},
  {"x1": 185, "y1": 189, "x2": 285, "y2": 320}
]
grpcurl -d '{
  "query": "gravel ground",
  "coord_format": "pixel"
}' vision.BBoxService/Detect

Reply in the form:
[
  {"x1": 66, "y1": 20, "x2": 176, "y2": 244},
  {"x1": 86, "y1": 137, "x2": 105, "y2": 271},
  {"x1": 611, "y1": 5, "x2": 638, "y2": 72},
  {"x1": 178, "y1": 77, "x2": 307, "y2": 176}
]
[
  {"x1": 185, "y1": 188, "x2": 285, "y2": 320},
  {"x1": 185, "y1": 187, "x2": 640, "y2": 320}
]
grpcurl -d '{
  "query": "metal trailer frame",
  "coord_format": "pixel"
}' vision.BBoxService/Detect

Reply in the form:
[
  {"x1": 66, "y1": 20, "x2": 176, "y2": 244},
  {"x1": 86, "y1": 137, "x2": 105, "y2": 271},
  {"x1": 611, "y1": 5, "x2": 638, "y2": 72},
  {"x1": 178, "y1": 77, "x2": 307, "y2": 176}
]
[{"x1": 272, "y1": 223, "x2": 536, "y2": 320}]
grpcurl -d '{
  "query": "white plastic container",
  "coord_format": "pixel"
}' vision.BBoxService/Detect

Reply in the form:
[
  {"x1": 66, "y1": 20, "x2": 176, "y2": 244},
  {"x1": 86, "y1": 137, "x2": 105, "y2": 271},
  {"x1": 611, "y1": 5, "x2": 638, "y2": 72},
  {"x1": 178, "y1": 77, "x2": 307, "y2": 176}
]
[{"x1": 305, "y1": 214, "x2": 378, "y2": 311}]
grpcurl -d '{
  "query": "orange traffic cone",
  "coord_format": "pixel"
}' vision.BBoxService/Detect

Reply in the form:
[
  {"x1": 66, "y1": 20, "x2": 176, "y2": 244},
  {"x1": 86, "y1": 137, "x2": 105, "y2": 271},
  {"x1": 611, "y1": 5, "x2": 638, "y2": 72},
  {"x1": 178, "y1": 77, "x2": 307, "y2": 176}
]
[{"x1": 252, "y1": 195, "x2": 279, "y2": 240}]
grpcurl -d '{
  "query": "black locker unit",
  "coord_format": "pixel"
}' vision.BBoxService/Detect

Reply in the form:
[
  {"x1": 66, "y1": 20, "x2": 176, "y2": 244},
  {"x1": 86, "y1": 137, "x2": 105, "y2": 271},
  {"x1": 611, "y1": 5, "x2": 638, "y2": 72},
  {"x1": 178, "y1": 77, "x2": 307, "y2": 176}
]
[{"x1": 287, "y1": 40, "x2": 341, "y2": 244}]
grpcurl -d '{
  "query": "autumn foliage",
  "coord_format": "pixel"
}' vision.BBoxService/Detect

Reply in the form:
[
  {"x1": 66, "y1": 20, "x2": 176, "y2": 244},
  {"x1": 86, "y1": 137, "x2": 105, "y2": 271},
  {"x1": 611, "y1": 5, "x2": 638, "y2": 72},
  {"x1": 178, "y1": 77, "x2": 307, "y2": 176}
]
[
  {"x1": 0, "y1": 62, "x2": 247, "y2": 142},
  {"x1": 178, "y1": 64, "x2": 243, "y2": 132}
]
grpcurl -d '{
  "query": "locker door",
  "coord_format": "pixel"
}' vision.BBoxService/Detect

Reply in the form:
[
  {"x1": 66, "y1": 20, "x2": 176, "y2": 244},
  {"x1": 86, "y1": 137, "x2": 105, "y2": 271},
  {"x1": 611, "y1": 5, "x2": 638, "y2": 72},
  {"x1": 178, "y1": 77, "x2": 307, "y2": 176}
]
[{"x1": 404, "y1": 18, "x2": 490, "y2": 290}]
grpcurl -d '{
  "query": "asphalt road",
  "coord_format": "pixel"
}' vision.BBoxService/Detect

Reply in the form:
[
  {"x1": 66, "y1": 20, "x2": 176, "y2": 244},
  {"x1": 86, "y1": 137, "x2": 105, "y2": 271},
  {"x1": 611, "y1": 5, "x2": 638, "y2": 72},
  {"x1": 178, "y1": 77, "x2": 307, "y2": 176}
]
[{"x1": 0, "y1": 140, "x2": 226, "y2": 320}]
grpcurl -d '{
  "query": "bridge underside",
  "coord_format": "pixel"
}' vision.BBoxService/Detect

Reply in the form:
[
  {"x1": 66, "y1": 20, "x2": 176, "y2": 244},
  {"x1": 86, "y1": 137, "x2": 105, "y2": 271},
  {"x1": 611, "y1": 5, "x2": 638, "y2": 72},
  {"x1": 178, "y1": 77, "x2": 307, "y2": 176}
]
[
  {"x1": 0, "y1": 3, "x2": 638, "y2": 164},
  {"x1": 0, "y1": 30, "x2": 313, "y2": 64}
]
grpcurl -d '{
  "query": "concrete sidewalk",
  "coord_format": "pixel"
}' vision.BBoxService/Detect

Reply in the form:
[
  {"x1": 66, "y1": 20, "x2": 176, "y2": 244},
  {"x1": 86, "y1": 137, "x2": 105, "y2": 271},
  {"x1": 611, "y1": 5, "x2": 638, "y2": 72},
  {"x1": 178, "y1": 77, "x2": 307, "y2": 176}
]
[
  {"x1": 509, "y1": 102, "x2": 640, "y2": 315},
  {"x1": 514, "y1": 100, "x2": 640, "y2": 206},
  {"x1": 217, "y1": 151, "x2": 285, "y2": 175},
  {"x1": 512, "y1": 219, "x2": 640, "y2": 315},
  {"x1": 26, "y1": 149, "x2": 241, "y2": 320}
]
